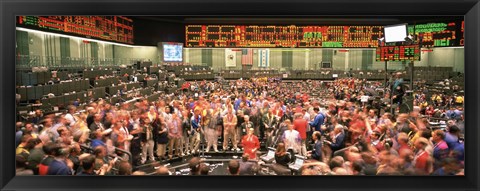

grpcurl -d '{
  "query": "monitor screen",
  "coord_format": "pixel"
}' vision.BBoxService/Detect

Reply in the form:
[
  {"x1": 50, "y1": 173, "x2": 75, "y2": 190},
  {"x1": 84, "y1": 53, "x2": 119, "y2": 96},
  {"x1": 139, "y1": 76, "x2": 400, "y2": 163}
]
[
  {"x1": 384, "y1": 24, "x2": 408, "y2": 43},
  {"x1": 295, "y1": 158, "x2": 304, "y2": 166},
  {"x1": 163, "y1": 43, "x2": 183, "y2": 62},
  {"x1": 267, "y1": 150, "x2": 274, "y2": 157}
]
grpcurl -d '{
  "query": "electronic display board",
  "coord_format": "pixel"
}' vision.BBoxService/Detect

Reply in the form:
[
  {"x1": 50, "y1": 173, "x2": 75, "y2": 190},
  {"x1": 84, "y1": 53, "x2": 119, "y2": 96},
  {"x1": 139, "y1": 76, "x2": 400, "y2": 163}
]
[
  {"x1": 186, "y1": 22, "x2": 463, "y2": 48},
  {"x1": 17, "y1": 16, "x2": 134, "y2": 44},
  {"x1": 375, "y1": 45, "x2": 420, "y2": 61},
  {"x1": 407, "y1": 21, "x2": 461, "y2": 47},
  {"x1": 186, "y1": 25, "x2": 382, "y2": 48}
]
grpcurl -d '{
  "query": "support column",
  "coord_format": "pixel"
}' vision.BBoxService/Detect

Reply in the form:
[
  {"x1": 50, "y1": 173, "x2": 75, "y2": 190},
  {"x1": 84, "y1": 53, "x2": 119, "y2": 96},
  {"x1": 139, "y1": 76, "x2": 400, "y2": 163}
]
[
  {"x1": 305, "y1": 50, "x2": 310, "y2": 70},
  {"x1": 409, "y1": 61, "x2": 414, "y2": 88},
  {"x1": 385, "y1": 61, "x2": 388, "y2": 86},
  {"x1": 185, "y1": 48, "x2": 190, "y2": 63},
  {"x1": 345, "y1": 50, "x2": 349, "y2": 71}
]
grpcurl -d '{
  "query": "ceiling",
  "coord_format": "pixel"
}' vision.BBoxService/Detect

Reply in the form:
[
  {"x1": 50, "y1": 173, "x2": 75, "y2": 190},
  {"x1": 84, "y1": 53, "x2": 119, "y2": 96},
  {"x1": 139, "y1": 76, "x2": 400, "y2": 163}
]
[{"x1": 131, "y1": 16, "x2": 463, "y2": 25}]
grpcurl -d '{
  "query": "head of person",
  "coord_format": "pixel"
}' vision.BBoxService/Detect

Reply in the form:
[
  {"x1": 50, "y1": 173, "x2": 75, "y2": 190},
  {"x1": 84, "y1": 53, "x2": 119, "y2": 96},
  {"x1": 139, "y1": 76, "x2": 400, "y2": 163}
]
[
  {"x1": 237, "y1": 110, "x2": 244, "y2": 117},
  {"x1": 287, "y1": 123, "x2": 294, "y2": 131},
  {"x1": 352, "y1": 160, "x2": 365, "y2": 175},
  {"x1": 199, "y1": 163, "x2": 209, "y2": 175},
  {"x1": 67, "y1": 105, "x2": 76, "y2": 114},
  {"x1": 42, "y1": 142, "x2": 57, "y2": 156},
  {"x1": 312, "y1": 131, "x2": 321, "y2": 141},
  {"x1": 35, "y1": 109, "x2": 43, "y2": 117},
  {"x1": 241, "y1": 154, "x2": 250, "y2": 162},
  {"x1": 24, "y1": 123, "x2": 33, "y2": 134},
  {"x1": 155, "y1": 165, "x2": 170, "y2": 175},
  {"x1": 396, "y1": 72, "x2": 402, "y2": 78},
  {"x1": 334, "y1": 124, "x2": 344, "y2": 134},
  {"x1": 81, "y1": 154, "x2": 96, "y2": 173},
  {"x1": 42, "y1": 117, "x2": 53, "y2": 127},
  {"x1": 94, "y1": 146, "x2": 107, "y2": 159},
  {"x1": 329, "y1": 156, "x2": 345, "y2": 170},
  {"x1": 432, "y1": 129, "x2": 446, "y2": 143},
  {"x1": 192, "y1": 108, "x2": 200, "y2": 116},
  {"x1": 276, "y1": 143, "x2": 287, "y2": 155},
  {"x1": 94, "y1": 113, "x2": 102, "y2": 122},
  {"x1": 20, "y1": 134, "x2": 32, "y2": 146},
  {"x1": 397, "y1": 133, "x2": 409, "y2": 145},
  {"x1": 16, "y1": 121, "x2": 24, "y2": 131},
  {"x1": 69, "y1": 142, "x2": 81, "y2": 156},
  {"x1": 109, "y1": 159, "x2": 130, "y2": 175},
  {"x1": 378, "y1": 150, "x2": 392, "y2": 165},
  {"x1": 370, "y1": 131, "x2": 381, "y2": 141},
  {"x1": 414, "y1": 137, "x2": 429, "y2": 151},
  {"x1": 294, "y1": 113, "x2": 302, "y2": 119},
  {"x1": 227, "y1": 160, "x2": 240, "y2": 175},
  {"x1": 397, "y1": 113, "x2": 408, "y2": 123},
  {"x1": 244, "y1": 115, "x2": 249, "y2": 122},
  {"x1": 164, "y1": 106, "x2": 171, "y2": 114},
  {"x1": 247, "y1": 128, "x2": 255, "y2": 136},
  {"x1": 132, "y1": 171, "x2": 146, "y2": 175},
  {"x1": 52, "y1": 144, "x2": 70, "y2": 158},
  {"x1": 420, "y1": 129, "x2": 432, "y2": 140},
  {"x1": 114, "y1": 121, "x2": 123, "y2": 130},
  {"x1": 143, "y1": 117, "x2": 151, "y2": 125},
  {"x1": 448, "y1": 125, "x2": 461, "y2": 136},
  {"x1": 189, "y1": 157, "x2": 202, "y2": 175},
  {"x1": 361, "y1": 152, "x2": 377, "y2": 165}
]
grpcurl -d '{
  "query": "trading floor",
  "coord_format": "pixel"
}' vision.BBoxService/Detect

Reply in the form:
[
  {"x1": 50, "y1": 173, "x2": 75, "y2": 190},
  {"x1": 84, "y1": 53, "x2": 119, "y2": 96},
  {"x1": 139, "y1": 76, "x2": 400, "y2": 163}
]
[{"x1": 15, "y1": 16, "x2": 465, "y2": 176}]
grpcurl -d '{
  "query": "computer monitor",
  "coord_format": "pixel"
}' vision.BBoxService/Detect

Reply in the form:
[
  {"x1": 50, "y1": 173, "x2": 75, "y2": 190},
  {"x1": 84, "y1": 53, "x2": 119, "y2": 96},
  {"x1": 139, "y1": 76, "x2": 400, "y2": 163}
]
[
  {"x1": 294, "y1": 157, "x2": 304, "y2": 167},
  {"x1": 266, "y1": 149, "x2": 274, "y2": 158}
]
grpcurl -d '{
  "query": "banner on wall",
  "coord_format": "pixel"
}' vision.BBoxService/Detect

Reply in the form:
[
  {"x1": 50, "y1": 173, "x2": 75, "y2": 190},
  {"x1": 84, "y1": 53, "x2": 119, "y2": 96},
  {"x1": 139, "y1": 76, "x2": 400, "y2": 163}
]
[
  {"x1": 225, "y1": 49, "x2": 237, "y2": 67},
  {"x1": 258, "y1": 49, "x2": 270, "y2": 67}
]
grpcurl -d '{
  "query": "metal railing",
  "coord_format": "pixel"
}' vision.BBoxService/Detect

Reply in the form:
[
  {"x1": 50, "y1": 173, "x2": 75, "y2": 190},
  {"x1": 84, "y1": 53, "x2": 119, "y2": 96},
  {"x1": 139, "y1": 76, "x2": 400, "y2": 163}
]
[{"x1": 82, "y1": 138, "x2": 133, "y2": 166}]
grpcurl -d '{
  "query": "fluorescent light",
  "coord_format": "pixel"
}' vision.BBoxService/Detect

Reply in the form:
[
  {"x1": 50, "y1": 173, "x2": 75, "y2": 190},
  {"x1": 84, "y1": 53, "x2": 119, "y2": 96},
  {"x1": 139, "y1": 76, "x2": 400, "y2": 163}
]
[
  {"x1": 438, "y1": 46, "x2": 464, "y2": 49},
  {"x1": 16, "y1": 27, "x2": 152, "y2": 48}
]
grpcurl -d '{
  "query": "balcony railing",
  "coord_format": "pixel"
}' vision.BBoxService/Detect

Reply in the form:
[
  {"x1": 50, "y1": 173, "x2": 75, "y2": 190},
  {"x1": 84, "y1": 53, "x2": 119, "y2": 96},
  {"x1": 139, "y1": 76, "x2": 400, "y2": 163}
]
[{"x1": 16, "y1": 55, "x2": 148, "y2": 69}]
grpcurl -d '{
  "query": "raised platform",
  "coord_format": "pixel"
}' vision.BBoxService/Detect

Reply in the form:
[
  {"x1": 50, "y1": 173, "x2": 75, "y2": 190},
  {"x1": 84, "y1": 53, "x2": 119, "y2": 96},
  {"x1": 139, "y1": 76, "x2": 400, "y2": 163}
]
[{"x1": 134, "y1": 150, "x2": 267, "y2": 175}]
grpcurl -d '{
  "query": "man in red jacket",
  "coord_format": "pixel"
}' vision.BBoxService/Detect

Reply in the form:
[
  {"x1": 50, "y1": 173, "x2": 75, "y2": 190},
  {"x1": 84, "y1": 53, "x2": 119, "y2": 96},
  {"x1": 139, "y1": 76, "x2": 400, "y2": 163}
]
[
  {"x1": 241, "y1": 128, "x2": 260, "y2": 160},
  {"x1": 413, "y1": 137, "x2": 433, "y2": 175},
  {"x1": 293, "y1": 113, "x2": 308, "y2": 156}
]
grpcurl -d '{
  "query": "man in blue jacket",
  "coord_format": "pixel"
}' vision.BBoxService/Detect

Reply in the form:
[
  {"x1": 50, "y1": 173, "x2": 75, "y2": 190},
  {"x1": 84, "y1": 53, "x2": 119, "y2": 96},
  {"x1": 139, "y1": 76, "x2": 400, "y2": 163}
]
[
  {"x1": 47, "y1": 144, "x2": 73, "y2": 175},
  {"x1": 324, "y1": 125, "x2": 346, "y2": 154},
  {"x1": 309, "y1": 107, "x2": 325, "y2": 133}
]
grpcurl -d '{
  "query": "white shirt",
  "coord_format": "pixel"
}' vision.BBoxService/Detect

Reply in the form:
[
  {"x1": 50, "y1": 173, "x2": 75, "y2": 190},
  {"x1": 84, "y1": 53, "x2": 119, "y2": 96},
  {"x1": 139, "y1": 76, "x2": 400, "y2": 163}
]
[
  {"x1": 303, "y1": 112, "x2": 311, "y2": 122},
  {"x1": 65, "y1": 113, "x2": 76, "y2": 127},
  {"x1": 283, "y1": 130, "x2": 301, "y2": 152}
]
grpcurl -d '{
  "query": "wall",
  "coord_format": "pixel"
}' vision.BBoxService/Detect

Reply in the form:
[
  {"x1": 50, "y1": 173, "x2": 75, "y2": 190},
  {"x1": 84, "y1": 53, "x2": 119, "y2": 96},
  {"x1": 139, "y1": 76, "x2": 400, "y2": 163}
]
[
  {"x1": 426, "y1": 47, "x2": 464, "y2": 72},
  {"x1": 183, "y1": 47, "x2": 465, "y2": 72},
  {"x1": 113, "y1": 45, "x2": 159, "y2": 63},
  {"x1": 184, "y1": 47, "x2": 464, "y2": 72},
  {"x1": 17, "y1": 29, "x2": 159, "y2": 67}
]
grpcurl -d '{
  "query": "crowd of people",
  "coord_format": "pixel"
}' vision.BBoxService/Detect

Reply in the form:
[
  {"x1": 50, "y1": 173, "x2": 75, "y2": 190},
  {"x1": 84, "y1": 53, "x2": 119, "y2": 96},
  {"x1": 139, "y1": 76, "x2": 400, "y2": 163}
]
[{"x1": 15, "y1": 74, "x2": 465, "y2": 176}]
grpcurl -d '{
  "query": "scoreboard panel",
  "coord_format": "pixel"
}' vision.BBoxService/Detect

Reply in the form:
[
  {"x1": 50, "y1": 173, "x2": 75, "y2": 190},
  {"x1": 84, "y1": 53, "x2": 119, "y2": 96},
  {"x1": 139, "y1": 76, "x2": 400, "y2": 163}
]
[
  {"x1": 186, "y1": 25, "x2": 382, "y2": 48},
  {"x1": 408, "y1": 21, "x2": 462, "y2": 47},
  {"x1": 376, "y1": 45, "x2": 420, "y2": 61},
  {"x1": 186, "y1": 21, "x2": 463, "y2": 48},
  {"x1": 17, "y1": 16, "x2": 134, "y2": 44}
]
